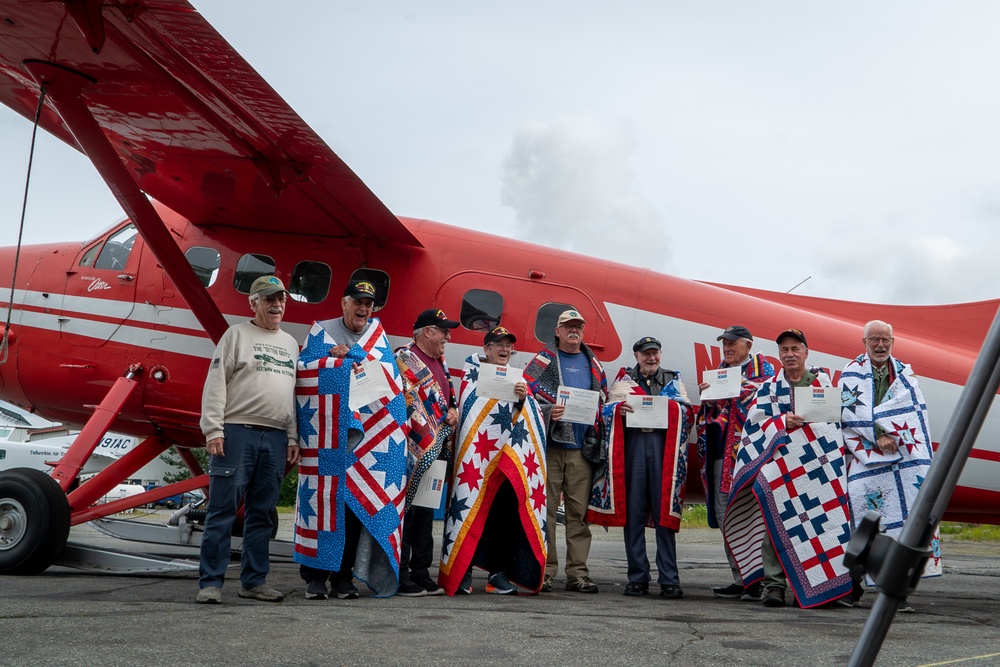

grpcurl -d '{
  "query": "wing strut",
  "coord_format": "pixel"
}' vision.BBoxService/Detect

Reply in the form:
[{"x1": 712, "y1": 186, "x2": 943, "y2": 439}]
[
  {"x1": 21, "y1": 59, "x2": 229, "y2": 344},
  {"x1": 846, "y1": 302, "x2": 1000, "y2": 666}
]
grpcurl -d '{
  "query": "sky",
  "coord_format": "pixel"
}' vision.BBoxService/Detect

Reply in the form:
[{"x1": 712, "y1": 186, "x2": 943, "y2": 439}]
[{"x1": 3, "y1": 1, "x2": 1000, "y2": 305}]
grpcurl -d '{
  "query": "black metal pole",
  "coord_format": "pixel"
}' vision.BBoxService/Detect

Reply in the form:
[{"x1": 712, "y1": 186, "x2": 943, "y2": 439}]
[{"x1": 849, "y1": 304, "x2": 1000, "y2": 666}]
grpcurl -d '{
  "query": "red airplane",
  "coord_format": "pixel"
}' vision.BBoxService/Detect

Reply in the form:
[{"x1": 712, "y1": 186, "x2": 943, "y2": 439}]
[{"x1": 0, "y1": 1, "x2": 997, "y2": 576}]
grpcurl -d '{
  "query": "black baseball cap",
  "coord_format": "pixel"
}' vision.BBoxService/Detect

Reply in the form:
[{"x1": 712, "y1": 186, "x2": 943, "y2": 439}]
[
  {"x1": 344, "y1": 280, "x2": 377, "y2": 301},
  {"x1": 414, "y1": 308, "x2": 460, "y2": 330},
  {"x1": 484, "y1": 326, "x2": 517, "y2": 345},
  {"x1": 717, "y1": 325, "x2": 753, "y2": 342},
  {"x1": 775, "y1": 328, "x2": 808, "y2": 347},
  {"x1": 632, "y1": 336, "x2": 662, "y2": 353}
]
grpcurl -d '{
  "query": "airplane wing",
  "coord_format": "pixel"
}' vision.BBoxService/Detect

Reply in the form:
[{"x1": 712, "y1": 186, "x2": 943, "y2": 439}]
[{"x1": 0, "y1": 0, "x2": 421, "y2": 247}]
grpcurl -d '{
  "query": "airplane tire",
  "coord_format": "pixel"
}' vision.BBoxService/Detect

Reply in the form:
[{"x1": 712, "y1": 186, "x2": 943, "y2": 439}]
[{"x1": 0, "y1": 468, "x2": 71, "y2": 575}]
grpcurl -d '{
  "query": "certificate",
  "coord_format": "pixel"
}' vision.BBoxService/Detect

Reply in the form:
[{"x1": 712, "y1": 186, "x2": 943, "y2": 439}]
[
  {"x1": 556, "y1": 386, "x2": 601, "y2": 425},
  {"x1": 348, "y1": 359, "x2": 394, "y2": 410},
  {"x1": 477, "y1": 362, "x2": 521, "y2": 402},
  {"x1": 625, "y1": 395, "x2": 670, "y2": 429},
  {"x1": 411, "y1": 459, "x2": 448, "y2": 509},
  {"x1": 699, "y1": 367, "x2": 741, "y2": 401},
  {"x1": 793, "y1": 386, "x2": 842, "y2": 423}
]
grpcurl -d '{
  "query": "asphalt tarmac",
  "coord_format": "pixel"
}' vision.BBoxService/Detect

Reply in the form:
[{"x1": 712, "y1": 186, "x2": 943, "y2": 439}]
[{"x1": 0, "y1": 513, "x2": 998, "y2": 667}]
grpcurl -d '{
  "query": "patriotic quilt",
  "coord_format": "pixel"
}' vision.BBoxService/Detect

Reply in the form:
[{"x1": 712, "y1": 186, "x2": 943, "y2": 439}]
[
  {"x1": 724, "y1": 369, "x2": 852, "y2": 608},
  {"x1": 293, "y1": 318, "x2": 408, "y2": 597},
  {"x1": 587, "y1": 367, "x2": 693, "y2": 531},
  {"x1": 438, "y1": 355, "x2": 547, "y2": 595},
  {"x1": 840, "y1": 354, "x2": 941, "y2": 579}
]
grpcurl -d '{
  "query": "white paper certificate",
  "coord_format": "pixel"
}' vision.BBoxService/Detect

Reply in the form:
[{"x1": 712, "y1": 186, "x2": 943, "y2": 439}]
[
  {"x1": 348, "y1": 360, "x2": 394, "y2": 410},
  {"x1": 625, "y1": 395, "x2": 670, "y2": 429},
  {"x1": 556, "y1": 386, "x2": 601, "y2": 425},
  {"x1": 411, "y1": 459, "x2": 448, "y2": 509},
  {"x1": 699, "y1": 367, "x2": 742, "y2": 401},
  {"x1": 477, "y1": 363, "x2": 520, "y2": 402},
  {"x1": 793, "y1": 386, "x2": 842, "y2": 423}
]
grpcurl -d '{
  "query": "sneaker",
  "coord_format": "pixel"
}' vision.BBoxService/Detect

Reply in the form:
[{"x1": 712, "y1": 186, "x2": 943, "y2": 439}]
[
  {"x1": 488, "y1": 572, "x2": 518, "y2": 595},
  {"x1": 623, "y1": 582, "x2": 649, "y2": 597},
  {"x1": 565, "y1": 576, "x2": 599, "y2": 594},
  {"x1": 195, "y1": 587, "x2": 222, "y2": 604},
  {"x1": 336, "y1": 579, "x2": 359, "y2": 600},
  {"x1": 740, "y1": 582, "x2": 764, "y2": 602},
  {"x1": 397, "y1": 580, "x2": 427, "y2": 597},
  {"x1": 456, "y1": 571, "x2": 473, "y2": 595},
  {"x1": 898, "y1": 600, "x2": 915, "y2": 613},
  {"x1": 238, "y1": 584, "x2": 284, "y2": 602},
  {"x1": 540, "y1": 574, "x2": 554, "y2": 593},
  {"x1": 762, "y1": 587, "x2": 786, "y2": 608},
  {"x1": 417, "y1": 575, "x2": 445, "y2": 596},
  {"x1": 660, "y1": 584, "x2": 684, "y2": 599},
  {"x1": 712, "y1": 583, "x2": 744, "y2": 599},
  {"x1": 304, "y1": 580, "x2": 329, "y2": 600}
]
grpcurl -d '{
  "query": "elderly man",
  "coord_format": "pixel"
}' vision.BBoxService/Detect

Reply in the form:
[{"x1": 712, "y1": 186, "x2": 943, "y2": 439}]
[
  {"x1": 589, "y1": 337, "x2": 693, "y2": 599},
  {"x1": 723, "y1": 329, "x2": 852, "y2": 608},
  {"x1": 196, "y1": 276, "x2": 301, "y2": 604},
  {"x1": 438, "y1": 326, "x2": 547, "y2": 595},
  {"x1": 293, "y1": 280, "x2": 408, "y2": 600},
  {"x1": 394, "y1": 308, "x2": 460, "y2": 596},
  {"x1": 840, "y1": 320, "x2": 940, "y2": 611},
  {"x1": 524, "y1": 309, "x2": 607, "y2": 594},
  {"x1": 696, "y1": 325, "x2": 773, "y2": 601}
]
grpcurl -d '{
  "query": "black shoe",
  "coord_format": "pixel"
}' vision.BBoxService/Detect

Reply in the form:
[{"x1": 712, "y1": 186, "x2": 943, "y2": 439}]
[
  {"x1": 304, "y1": 580, "x2": 329, "y2": 601},
  {"x1": 712, "y1": 583, "x2": 744, "y2": 599},
  {"x1": 397, "y1": 580, "x2": 427, "y2": 597},
  {"x1": 417, "y1": 575, "x2": 445, "y2": 596},
  {"x1": 741, "y1": 582, "x2": 763, "y2": 601},
  {"x1": 456, "y1": 570, "x2": 473, "y2": 595},
  {"x1": 660, "y1": 585, "x2": 683, "y2": 599},
  {"x1": 336, "y1": 579, "x2": 359, "y2": 600},
  {"x1": 762, "y1": 587, "x2": 786, "y2": 608},
  {"x1": 487, "y1": 572, "x2": 518, "y2": 595},
  {"x1": 623, "y1": 582, "x2": 649, "y2": 597},
  {"x1": 898, "y1": 600, "x2": 915, "y2": 613}
]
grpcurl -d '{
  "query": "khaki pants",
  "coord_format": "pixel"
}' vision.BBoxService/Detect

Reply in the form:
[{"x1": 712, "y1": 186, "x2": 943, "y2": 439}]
[{"x1": 545, "y1": 446, "x2": 593, "y2": 580}]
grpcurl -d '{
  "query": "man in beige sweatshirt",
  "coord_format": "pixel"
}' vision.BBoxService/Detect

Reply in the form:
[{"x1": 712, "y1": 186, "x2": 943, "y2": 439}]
[{"x1": 196, "y1": 275, "x2": 301, "y2": 605}]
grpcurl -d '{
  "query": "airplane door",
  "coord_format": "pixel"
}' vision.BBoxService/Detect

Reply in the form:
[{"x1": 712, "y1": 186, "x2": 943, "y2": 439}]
[{"x1": 58, "y1": 223, "x2": 142, "y2": 348}]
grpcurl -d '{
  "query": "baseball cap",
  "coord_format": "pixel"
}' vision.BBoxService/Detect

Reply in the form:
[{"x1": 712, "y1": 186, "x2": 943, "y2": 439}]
[
  {"x1": 344, "y1": 280, "x2": 377, "y2": 301},
  {"x1": 556, "y1": 309, "x2": 586, "y2": 327},
  {"x1": 775, "y1": 328, "x2": 808, "y2": 347},
  {"x1": 484, "y1": 326, "x2": 517, "y2": 346},
  {"x1": 717, "y1": 325, "x2": 753, "y2": 342},
  {"x1": 413, "y1": 308, "x2": 460, "y2": 330},
  {"x1": 632, "y1": 336, "x2": 662, "y2": 353},
  {"x1": 249, "y1": 275, "x2": 288, "y2": 297}
]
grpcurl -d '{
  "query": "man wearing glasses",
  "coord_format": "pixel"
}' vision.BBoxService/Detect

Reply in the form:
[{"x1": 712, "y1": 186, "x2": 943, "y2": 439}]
[
  {"x1": 840, "y1": 320, "x2": 940, "y2": 610},
  {"x1": 196, "y1": 276, "x2": 301, "y2": 604}
]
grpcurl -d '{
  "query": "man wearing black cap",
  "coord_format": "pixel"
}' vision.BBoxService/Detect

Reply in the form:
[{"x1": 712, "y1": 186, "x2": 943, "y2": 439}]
[
  {"x1": 394, "y1": 309, "x2": 461, "y2": 596},
  {"x1": 695, "y1": 325, "x2": 774, "y2": 602},
  {"x1": 603, "y1": 337, "x2": 693, "y2": 599},
  {"x1": 723, "y1": 329, "x2": 852, "y2": 609},
  {"x1": 438, "y1": 326, "x2": 547, "y2": 596},
  {"x1": 293, "y1": 279, "x2": 408, "y2": 600}
]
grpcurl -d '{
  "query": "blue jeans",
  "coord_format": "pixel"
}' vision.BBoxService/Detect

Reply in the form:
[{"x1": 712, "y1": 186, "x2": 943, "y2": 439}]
[{"x1": 198, "y1": 423, "x2": 286, "y2": 590}]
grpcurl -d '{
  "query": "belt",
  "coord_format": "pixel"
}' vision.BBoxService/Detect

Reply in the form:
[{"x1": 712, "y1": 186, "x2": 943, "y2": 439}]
[
  {"x1": 241, "y1": 424, "x2": 282, "y2": 432},
  {"x1": 640, "y1": 428, "x2": 654, "y2": 433}
]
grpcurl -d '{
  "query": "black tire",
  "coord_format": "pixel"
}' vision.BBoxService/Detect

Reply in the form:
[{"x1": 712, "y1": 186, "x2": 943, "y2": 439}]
[{"x1": 0, "y1": 468, "x2": 71, "y2": 575}]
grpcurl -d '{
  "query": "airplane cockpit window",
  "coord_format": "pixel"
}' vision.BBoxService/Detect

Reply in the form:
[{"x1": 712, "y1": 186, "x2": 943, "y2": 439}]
[
  {"x1": 348, "y1": 269, "x2": 389, "y2": 310},
  {"x1": 535, "y1": 302, "x2": 577, "y2": 343},
  {"x1": 290, "y1": 261, "x2": 331, "y2": 303},
  {"x1": 83, "y1": 224, "x2": 138, "y2": 270},
  {"x1": 461, "y1": 289, "x2": 503, "y2": 332},
  {"x1": 185, "y1": 247, "x2": 221, "y2": 288},
  {"x1": 234, "y1": 254, "x2": 276, "y2": 293}
]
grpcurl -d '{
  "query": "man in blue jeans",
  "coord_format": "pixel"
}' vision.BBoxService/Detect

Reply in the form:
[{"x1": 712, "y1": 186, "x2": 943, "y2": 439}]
[{"x1": 196, "y1": 276, "x2": 301, "y2": 604}]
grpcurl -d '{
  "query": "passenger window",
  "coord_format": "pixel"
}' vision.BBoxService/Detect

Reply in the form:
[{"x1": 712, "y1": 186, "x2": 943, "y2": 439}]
[
  {"x1": 348, "y1": 269, "x2": 389, "y2": 310},
  {"x1": 93, "y1": 224, "x2": 138, "y2": 270},
  {"x1": 290, "y1": 261, "x2": 331, "y2": 304},
  {"x1": 461, "y1": 289, "x2": 503, "y2": 332},
  {"x1": 534, "y1": 302, "x2": 577, "y2": 343},
  {"x1": 234, "y1": 254, "x2": 276, "y2": 293},
  {"x1": 185, "y1": 247, "x2": 221, "y2": 288}
]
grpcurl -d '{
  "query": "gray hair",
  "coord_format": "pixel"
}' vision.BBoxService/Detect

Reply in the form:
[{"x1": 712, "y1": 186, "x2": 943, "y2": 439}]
[
  {"x1": 413, "y1": 326, "x2": 427, "y2": 339},
  {"x1": 249, "y1": 293, "x2": 260, "y2": 306},
  {"x1": 863, "y1": 320, "x2": 893, "y2": 337}
]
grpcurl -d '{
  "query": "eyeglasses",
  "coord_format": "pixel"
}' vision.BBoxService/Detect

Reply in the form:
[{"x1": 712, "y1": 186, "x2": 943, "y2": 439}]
[
  {"x1": 865, "y1": 337, "x2": 893, "y2": 345},
  {"x1": 260, "y1": 293, "x2": 286, "y2": 303}
]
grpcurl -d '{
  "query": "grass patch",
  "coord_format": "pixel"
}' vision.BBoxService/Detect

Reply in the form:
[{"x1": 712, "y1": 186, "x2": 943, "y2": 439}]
[
  {"x1": 681, "y1": 504, "x2": 709, "y2": 528},
  {"x1": 938, "y1": 522, "x2": 1000, "y2": 542}
]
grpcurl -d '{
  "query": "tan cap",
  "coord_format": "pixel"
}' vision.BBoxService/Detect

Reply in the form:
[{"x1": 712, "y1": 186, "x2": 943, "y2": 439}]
[
  {"x1": 556, "y1": 309, "x2": 586, "y2": 327},
  {"x1": 249, "y1": 275, "x2": 288, "y2": 297}
]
